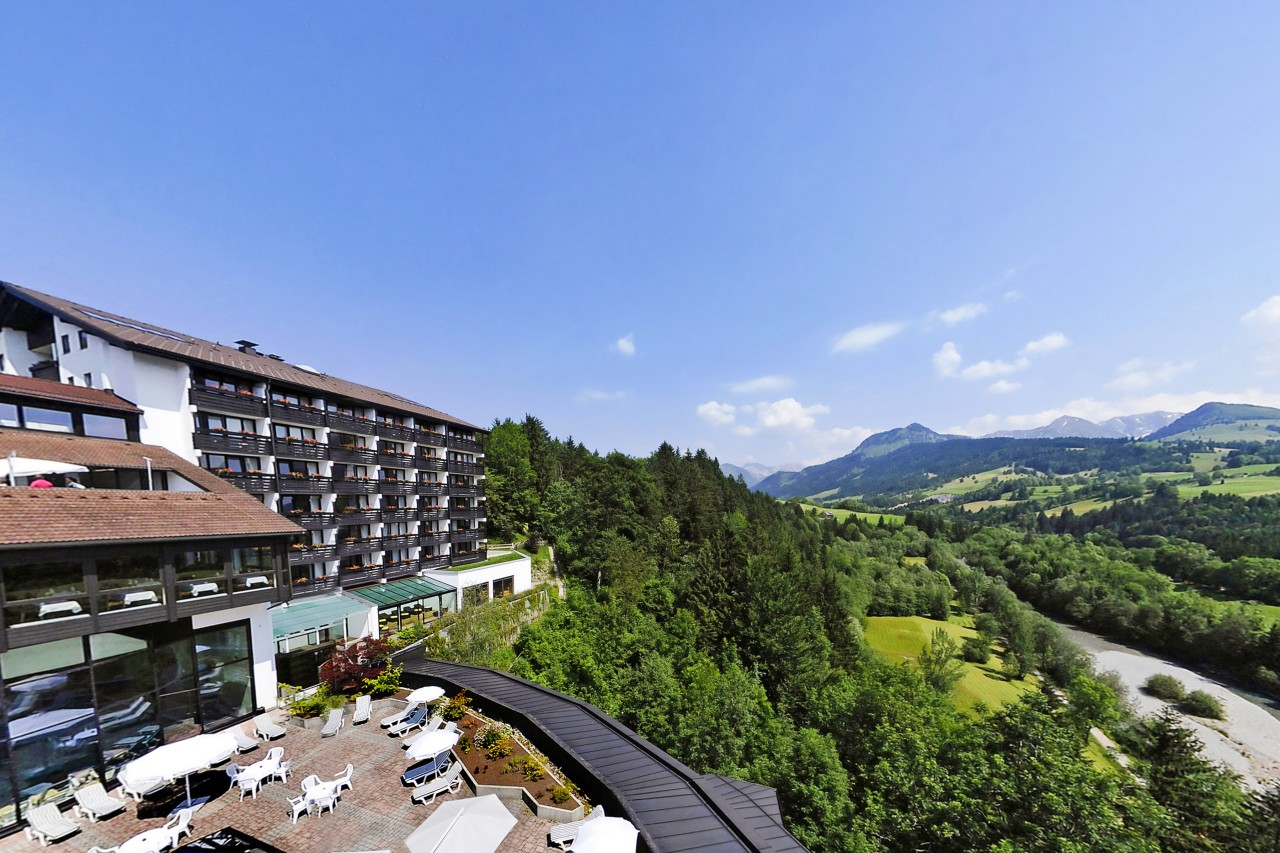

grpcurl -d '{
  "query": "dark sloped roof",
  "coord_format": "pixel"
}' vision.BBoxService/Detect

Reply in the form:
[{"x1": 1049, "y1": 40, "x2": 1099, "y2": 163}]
[
  {"x1": 399, "y1": 658, "x2": 808, "y2": 853},
  {"x1": 1, "y1": 281, "x2": 483, "y2": 431},
  {"x1": 0, "y1": 428, "x2": 302, "y2": 547},
  {"x1": 0, "y1": 373, "x2": 143, "y2": 413}
]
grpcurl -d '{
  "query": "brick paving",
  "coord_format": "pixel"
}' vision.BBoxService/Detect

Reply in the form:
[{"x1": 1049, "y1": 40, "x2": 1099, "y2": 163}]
[{"x1": 0, "y1": 715, "x2": 556, "y2": 853}]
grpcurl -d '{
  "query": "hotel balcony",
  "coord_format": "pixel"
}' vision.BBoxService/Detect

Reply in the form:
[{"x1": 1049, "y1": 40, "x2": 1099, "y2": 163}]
[
  {"x1": 382, "y1": 533, "x2": 420, "y2": 549},
  {"x1": 383, "y1": 559, "x2": 420, "y2": 579},
  {"x1": 381, "y1": 507, "x2": 416, "y2": 523},
  {"x1": 290, "y1": 575, "x2": 337, "y2": 595},
  {"x1": 269, "y1": 400, "x2": 327, "y2": 427},
  {"x1": 419, "y1": 531, "x2": 449, "y2": 545},
  {"x1": 415, "y1": 455, "x2": 447, "y2": 472},
  {"x1": 449, "y1": 484, "x2": 484, "y2": 498},
  {"x1": 334, "y1": 477, "x2": 377, "y2": 495},
  {"x1": 416, "y1": 482, "x2": 446, "y2": 497},
  {"x1": 336, "y1": 537, "x2": 382, "y2": 557},
  {"x1": 329, "y1": 443, "x2": 377, "y2": 465},
  {"x1": 336, "y1": 507, "x2": 380, "y2": 525},
  {"x1": 376, "y1": 422, "x2": 416, "y2": 441},
  {"x1": 288, "y1": 511, "x2": 339, "y2": 530},
  {"x1": 419, "y1": 555, "x2": 449, "y2": 570},
  {"x1": 447, "y1": 436, "x2": 483, "y2": 453},
  {"x1": 214, "y1": 471, "x2": 274, "y2": 492},
  {"x1": 276, "y1": 474, "x2": 332, "y2": 494},
  {"x1": 418, "y1": 507, "x2": 447, "y2": 522},
  {"x1": 190, "y1": 386, "x2": 268, "y2": 417},
  {"x1": 337, "y1": 564, "x2": 381, "y2": 587},
  {"x1": 450, "y1": 529, "x2": 484, "y2": 543},
  {"x1": 377, "y1": 478, "x2": 414, "y2": 495},
  {"x1": 449, "y1": 507, "x2": 486, "y2": 522},
  {"x1": 288, "y1": 543, "x2": 338, "y2": 565},
  {"x1": 447, "y1": 460, "x2": 484, "y2": 476},
  {"x1": 274, "y1": 438, "x2": 330, "y2": 461},
  {"x1": 416, "y1": 431, "x2": 447, "y2": 448},
  {"x1": 451, "y1": 550, "x2": 486, "y2": 566},
  {"x1": 377, "y1": 450, "x2": 417, "y2": 467},
  {"x1": 326, "y1": 411, "x2": 377, "y2": 435},
  {"x1": 193, "y1": 429, "x2": 272, "y2": 455}
]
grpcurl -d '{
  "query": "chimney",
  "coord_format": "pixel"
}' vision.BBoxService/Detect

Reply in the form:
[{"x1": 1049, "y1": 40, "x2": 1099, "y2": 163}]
[
  {"x1": 235, "y1": 340, "x2": 259, "y2": 355},
  {"x1": 267, "y1": 354, "x2": 285, "y2": 361}
]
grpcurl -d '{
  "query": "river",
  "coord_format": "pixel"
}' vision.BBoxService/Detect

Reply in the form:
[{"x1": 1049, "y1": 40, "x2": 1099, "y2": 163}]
[{"x1": 1051, "y1": 619, "x2": 1280, "y2": 789}]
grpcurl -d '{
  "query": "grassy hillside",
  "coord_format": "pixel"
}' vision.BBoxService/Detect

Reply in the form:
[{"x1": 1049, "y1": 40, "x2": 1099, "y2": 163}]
[
  {"x1": 797, "y1": 503, "x2": 905, "y2": 526},
  {"x1": 864, "y1": 615, "x2": 1037, "y2": 711}
]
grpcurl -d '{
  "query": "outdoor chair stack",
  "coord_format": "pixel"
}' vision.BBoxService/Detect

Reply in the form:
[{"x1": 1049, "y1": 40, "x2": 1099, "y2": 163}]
[
  {"x1": 387, "y1": 704, "x2": 432, "y2": 737},
  {"x1": 379, "y1": 701, "x2": 421, "y2": 729},
  {"x1": 548, "y1": 804, "x2": 606, "y2": 850},
  {"x1": 352, "y1": 694, "x2": 371, "y2": 725},
  {"x1": 253, "y1": 713, "x2": 287, "y2": 741},
  {"x1": 410, "y1": 762, "x2": 463, "y2": 805},
  {"x1": 72, "y1": 782, "x2": 126, "y2": 823},
  {"x1": 23, "y1": 804, "x2": 80, "y2": 846},
  {"x1": 321, "y1": 708, "x2": 344, "y2": 738}
]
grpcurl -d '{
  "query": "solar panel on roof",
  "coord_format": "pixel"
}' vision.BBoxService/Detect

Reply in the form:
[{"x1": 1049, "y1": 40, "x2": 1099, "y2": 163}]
[{"x1": 80, "y1": 309, "x2": 191, "y2": 343}]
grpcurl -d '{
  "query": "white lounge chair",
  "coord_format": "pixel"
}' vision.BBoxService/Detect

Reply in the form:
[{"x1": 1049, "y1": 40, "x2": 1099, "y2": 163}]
[
  {"x1": 548, "y1": 804, "x2": 605, "y2": 850},
  {"x1": 86, "y1": 846, "x2": 119, "y2": 853},
  {"x1": 388, "y1": 705, "x2": 431, "y2": 737},
  {"x1": 410, "y1": 762, "x2": 463, "y2": 805},
  {"x1": 253, "y1": 713, "x2": 287, "y2": 741},
  {"x1": 332, "y1": 763, "x2": 354, "y2": 794},
  {"x1": 320, "y1": 708, "x2": 344, "y2": 738},
  {"x1": 379, "y1": 701, "x2": 421, "y2": 728},
  {"x1": 401, "y1": 715, "x2": 444, "y2": 748},
  {"x1": 163, "y1": 807, "x2": 194, "y2": 847},
  {"x1": 231, "y1": 727, "x2": 259, "y2": 753},
  {"x1": 352, "y1": 695, "x2": 371, "y2": 725},
  {"x1": 72, "y1": 782, "x2": 126, "y2": 822},
  {"x1": 23, "y1": 804, "x2": 80, "y2": 846}
]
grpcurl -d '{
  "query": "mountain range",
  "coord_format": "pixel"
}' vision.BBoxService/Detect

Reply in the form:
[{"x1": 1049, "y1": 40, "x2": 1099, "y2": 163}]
[
  {"x1": 985, "y1": 411, "x2": 1181, "y2": 440},
  {"x1": 720, "y1": 461, "x2": 800, "y2": 487}
]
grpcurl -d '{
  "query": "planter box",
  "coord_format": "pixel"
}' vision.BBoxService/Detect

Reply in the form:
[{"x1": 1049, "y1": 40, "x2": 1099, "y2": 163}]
[{"x1": 457, "y1": 761, "x2": 584, "y2": 823}]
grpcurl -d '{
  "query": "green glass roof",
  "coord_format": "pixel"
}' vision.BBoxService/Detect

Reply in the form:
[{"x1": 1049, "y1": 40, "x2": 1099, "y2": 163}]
[
  {"x1": 347, "y1": 576, "x2": 455, "y2": 608},
  {"x1": 270, "y1": 592, "x2": 372, "y2": 639}
]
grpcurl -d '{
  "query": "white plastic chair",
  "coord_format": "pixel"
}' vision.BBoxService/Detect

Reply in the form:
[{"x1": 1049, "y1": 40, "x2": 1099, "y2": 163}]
[
  {"x1": 300, "y1": 774, "x2": 322, "y2": 793},
  {"x1": 162, "y1": 807, "x2": 194, "y2": 847},
  {"x1": 274, "y1": 759, "x2": 293, "y2": 784},
  {"x1": 288, "y1": 795, "x2": 309, "y2": 825},
  {"x1": 312, "y1": 793, "x2": 336, "y2": 816},
  {"x1": 332, "y1": 763, "x2": 354, "y2": 794},
  {"x1": 237, "y1": 775, "x2": 261, "y2": 801}
]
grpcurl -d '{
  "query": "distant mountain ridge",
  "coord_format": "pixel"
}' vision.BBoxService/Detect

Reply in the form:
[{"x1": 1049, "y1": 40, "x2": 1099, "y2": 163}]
[
  {"x1": 987, "y1": 411, "x2": 1180, "y2": 440},
  {"x1": 1146, "y1": 402, "x2": 1280, "y2": 440},
  {"x1": 720, "y1": 461, "x2": 799, "y2": 487}
]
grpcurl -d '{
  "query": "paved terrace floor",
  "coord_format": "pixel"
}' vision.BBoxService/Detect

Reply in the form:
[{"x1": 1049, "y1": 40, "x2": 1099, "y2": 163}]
[{"x1": 0, "y1": 714, "x2": 553, "y2": 853}]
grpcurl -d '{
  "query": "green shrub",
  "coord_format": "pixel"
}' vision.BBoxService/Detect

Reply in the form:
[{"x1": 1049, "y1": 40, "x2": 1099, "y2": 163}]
[
  {"x1": 360, "y1": 664, "x2": 403, "y2": 698},
  {"x1": 1180, "y1": 690, "x2": 1225, "y2": 720},
  {"x1": 486, "y1": 736, "x2": 513, "y2": 760},
  {"x1": 457, "y1": 734, "x2": 473, "y2": 754},
  {"x1": 288, "y1": 685, "x2": 344, "y2": 719},
  {"x1": 522, "y1": 760, "x2": 545, "y2": 783},
  {"x1": 961, "y1": 634, "x2": 991, "y2": 664},
  {"x1": 440, "y1": 691, "x2": 471, "y2": 722},
  {"x1": 550, "y1": 785, "x2": 572, "y2": 805},
  {"x1": 1143, "y1": 674, "x2": 1186, "y2": 702}
]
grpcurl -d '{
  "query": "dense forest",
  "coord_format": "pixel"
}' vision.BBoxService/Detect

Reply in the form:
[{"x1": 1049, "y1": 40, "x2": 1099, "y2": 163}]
[{"x1": 458, "y1": 416, "x2": 1280, "y2": 852}]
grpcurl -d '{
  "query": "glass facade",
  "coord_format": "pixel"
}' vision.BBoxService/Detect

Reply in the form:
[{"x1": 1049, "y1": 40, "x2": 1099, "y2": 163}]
[{"x1": 0, "y1": 621, "x2": 255, "y2": 830}]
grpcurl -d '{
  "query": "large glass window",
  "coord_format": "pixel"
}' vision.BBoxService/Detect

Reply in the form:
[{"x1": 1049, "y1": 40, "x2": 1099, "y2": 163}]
[
  {"x1": 174, "y1": 550, "x2": 227, "y2": 600},
  {"x1": 194, "y1": 626, "x2": 253, "y2": 729},
  {"x1": 200, "y1": 413, "x2": 257, "y2": 434},
  {"x1": 23, "y1": 406, "x2": 73, "y2": 433},
  {"x1": 83, "y1": 414, "x2": 127, "y2": 440},
  {"x1": 493, "y1": 576, "x2": 515, "y2": 598},
  {"x1": 155, "y1": 638, "x2": 199, "y2": 744},
  {"x1": 202, "y1": 454, "x2": 261, "y2": 474},
  {"x1": 96, "y1": 555, "x2": 164, "y2": 612},
  {"x1": 5, "y1": 667, "x2": 96, "y2": 811},
  {"x1": 2, "y1": 561, "x2": 89, "y2": 627},
  {"x1": 0, "y1": 402, "x2": 18, "y2": 428},
  {"x1": 273, "y1": 424, "x2": 316, "y2": 441},
  {"x1": 232, "y1": 546, "x2": 276, "y2": 591}
]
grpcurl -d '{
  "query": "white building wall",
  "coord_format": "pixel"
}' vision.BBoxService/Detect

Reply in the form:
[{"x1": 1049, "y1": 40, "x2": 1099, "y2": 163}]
[
  {"x1": 0, "y1": 327, "x2": 40, "y2": 375},
  {"x1": 423, "y1": 554, "x2": 532, "y2": 608},
  {"x1": 193, "y1": 601, "x2": 280, "y2": 710},
  {"x1": 127, "y1": 353, "x2": 196, "y2": 460}
]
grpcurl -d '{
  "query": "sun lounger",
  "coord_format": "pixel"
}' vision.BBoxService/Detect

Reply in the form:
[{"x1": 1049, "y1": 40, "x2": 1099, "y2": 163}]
[
  {"x1": 231, "y1": 727, "x2": 260, "y2": 753},
  {"x1": 23, "y1": 804, "x2": 80, "y2": 846},
  {"x1": 253, "y1": 713, "x2": 287, "y2": 741},
  {"x1": 321, "y1": 708, "x2": 344, "y2": 738},
  {"x1": 402, "y1": 750, "x2": 451, "y2": 787},
  {"x1": 352, "y1": 695, "x2": 371, "y2": 725},
  {"x1": 548, "y1": 804, "x2": 605, "y2": 850},
  {"x1": 387, "y1": 704, "x2": 431, "y2": 737},
  {"x1": 379, "y1": 701, "x2": 421, "y2": 728},
  {"x1": 401, "y1": 715, "x2": 444, "y2": 748},
  {"x1": 409, "y1": 762, "x2": 463, "y2": 805},
  {"x1": 72, "y1": 782, "x2": 126, "y2": 822}
]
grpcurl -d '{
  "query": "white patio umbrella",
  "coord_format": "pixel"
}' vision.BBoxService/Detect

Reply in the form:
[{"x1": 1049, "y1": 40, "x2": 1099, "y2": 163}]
[
  {"x1": 405, "y1": 685, "x2": 445, "y2": 705},
  {"x1": 572, "y1": 816, "x2": 639, "y2": 853},
  {"x1": 3, "y1": 453, "x2": 88, "y2": 485},
  {"x1": 403, "y1": 794, "x2": 516, "y2": 853},
  {"x1": 118, "y1": 731, "x2": 238, "y2": 807},
  {"x1": 405, "y1": 729, "x2": 460, "y2": 763}
]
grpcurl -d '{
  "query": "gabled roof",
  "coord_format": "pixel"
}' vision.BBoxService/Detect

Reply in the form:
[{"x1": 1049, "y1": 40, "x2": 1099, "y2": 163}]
[
  {"x1": 0, "y1": 281, "x2": 484, "y2": 432},
  {"x1": 0, "y1": 428, "x2": 302, "y2": 547},
  {"x1": 0, "y1": 373, "x2": 142, "y2": 414}
]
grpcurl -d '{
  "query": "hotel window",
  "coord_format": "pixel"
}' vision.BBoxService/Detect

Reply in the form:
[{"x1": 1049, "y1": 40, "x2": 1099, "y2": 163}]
[
  {"x1": 96, "y1": 554, "x2": 164, "y2": 612},
  {"x1": 276, "y1": 459, "x2": 318, "y2": 477},
  {"x1": 83, "y1": 372, "x2": 93, "y2": 387},
  {"x1": 273, "y1": 424, "x2": 317, "y2": 441},
  {"x1": 2, "y1": 560, "x2": 89, "y2": 626},
  {"x1": 201, "y1": 413, "x2": 257, "y2": 434},
  {"x1": 381, "y1": 467, "x2": 406, "y2": 481},
  {"x1": 78, "y1": 330, "x2": 89, "y2": 349},
  {"x1": 60, "y1": 334, "x2": 70, "y2": 354},
  {"x1": 203, "y1": 454, "x2": 260, "y2": 474},
  {"x1": 272, "y1": 391, "x2": 313, "y2": 407},
  {"x1": 493, "y1": 576, "x2": 515, "y2": 598},
  {"x1": 194, "y1": 624, "x2": 254, "y2": 729},
  {"x1": 84, "y1": 413, "x2": 128, "y2": 440},
  {"x1": 0, "y1": 402, "x2": 18, "y2": 428},
  {"x1": 23, "y1": 406, "x2": 74, "y2": 433},
  {"x1": 280, "y1": 494, "x2": 316, "y2": 515},
  {"x1": 232, "y1": 545, "x2": 277, "y2": 591},
  {"x1": 174, "y1": 549, "x2": 227, "y2": 599},
  {"x1": 200, "y1": 375, "x2": 252, "y2": 394}
]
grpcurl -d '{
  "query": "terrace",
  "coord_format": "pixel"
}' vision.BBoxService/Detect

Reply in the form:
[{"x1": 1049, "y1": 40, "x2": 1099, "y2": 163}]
[{"x1": 0, "y1": 704, "x2": 556, "y2": 853}]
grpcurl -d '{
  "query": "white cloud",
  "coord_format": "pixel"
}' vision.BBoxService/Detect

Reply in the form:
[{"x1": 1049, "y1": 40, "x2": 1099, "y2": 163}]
[
  {"x1": 755, "y1": 398, "x2": 831, "y2": 431},
  {"x1": 729, "y1": 375, "x2": 792, "y2": 394},
  {"x1": 1020, "y1": 332, "x2": 1070, "y2": 356},
  {"x1": 696, "y1": 401, "x2": 737, "y2": 425},
  {"x1": 613, "y1": 333, "x2": 636, "y2": 356},
  {"x1": 832, "y1": 321, "x2": 907, "y2": 354},
  {"x1": 1241, "y1": 295, "x2": 1280, "y2": 328},
  {"x1": 932, "y1": 342, "x2": 962, "y2": 377},
  {"x1": 1004, "y1": 290, "x2": 1023, "y2": 302},
  {"x1": 1106, "y1": 360, "x2": 1194, "y2": 392},
  {"x1": 733, "y1": 425, "x2": 760, "y2": 437},
  {"x1": 937, "y1": 302, "x2": 988, "y2": 326},
  {"x1": 988, "y1": 380, "x2": 1021, "y2": 394},
  {"x1": 577, "y1": 389, "x2": 625, "y2": 402},
  {"x1": 960, "y1": 357, "x2": 1028, "y2": 381}
]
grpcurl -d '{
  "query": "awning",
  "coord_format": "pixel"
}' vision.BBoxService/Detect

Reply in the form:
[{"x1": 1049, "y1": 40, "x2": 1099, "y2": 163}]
[
  {"x1": 270, "y1": 592, "x2": 372, "y2": 639},
  {"x1": 348, "y1": 576, "x2": 454, "y2": 609}
]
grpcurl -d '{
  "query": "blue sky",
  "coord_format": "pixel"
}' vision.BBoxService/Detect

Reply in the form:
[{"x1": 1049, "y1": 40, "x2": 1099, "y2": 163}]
[{"x1": 3, "y1": 4, "x2": 1280, "y2": 467}]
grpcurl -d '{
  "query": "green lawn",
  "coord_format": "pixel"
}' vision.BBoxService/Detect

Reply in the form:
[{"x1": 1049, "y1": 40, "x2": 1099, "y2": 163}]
[
  {"x1": 1173, "y1": 583, "x2": 1280, "y2": 626},
  {"x1": 1043, "y1": 498, "x2": 1125, "y2": 517},
  {"x1": 1164, "y1": 422, "x2": 1280, "y2": 443},
  {"x1": 1176, "y1": 476, "x2": 1280, "y2": 499},
  {"x1": 931, "y1": 467, "x2": 1022, "y2": 495},
  {"x1": 437, "y1": 550, "x2": 526, "y2": 572},
  {"x1": 864, "y1": 616, "x2": 1036, "y2": 711},
  {"x1": 798, "y1": 503, "x2": 905, "y2": 526}
]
